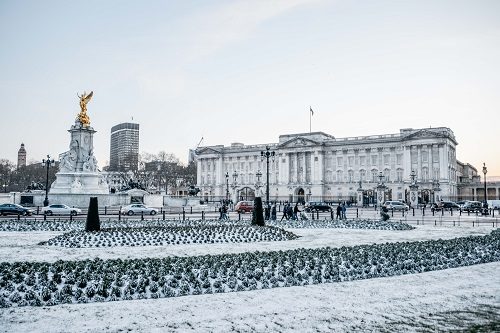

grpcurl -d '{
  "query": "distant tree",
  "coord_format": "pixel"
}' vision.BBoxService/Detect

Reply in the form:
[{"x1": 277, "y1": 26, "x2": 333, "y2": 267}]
[{"x1": 0, "y1": 159, "x2": 58, "y2": 192}]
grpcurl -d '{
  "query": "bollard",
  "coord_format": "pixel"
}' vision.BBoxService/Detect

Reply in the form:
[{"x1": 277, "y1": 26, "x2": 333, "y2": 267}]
[
  {"x1": 412, "y1": 208, "x2": 415, "y2": 216},
  {"x1": 391, "y1": 209, "x2": 394, "y2": 217},
  {"x1": 441, "y1": 208, "x2": 444, "y2": 216},
  {"x1": 356, "y1": 208, "x2": 359, "y2": 218},
  {"x1": 182, "y1": 207, "x2": 185, "y2": 221},
  {"x1": 460, "y1": 209, "x2": 462, "y2": 216},
  {"x1": 70, "y1": 213, "x2": 73, "y2": 222},
  {"x1": 450, "y1": 208, "x2": 453, "y2": 216},
  {"x1": 162, "y1": 210, "x2": 165, "y2": 221},
  {"x1": 202, "y1": 211, "x2": 205, "y2": 220},
  {"x1": 190, "y1": 206, "x2": 193, "y2": 214},
  {"x1": 312, "y1": 210, "x2": 315, "y2": 220},
  {"x1": 17, "y1": 213, "x2": 20, "y2": 221},
  {"x1": 160, "y1": 207, "x2": 163, "y2": 214},
  {"x1": 118, "y1": 210, "x2": 121, "y2": 221},
  {"x1": 37, "y1": 206, "x2": 40, "y2": 215},
  {"x1": 468, "y1": 210, "x2": 470, "y2": 216},
  {"x1": 43, "y1": 213, "x2": 46, "y2": 221},
  {"x1": 104, "y1": 206, "x2": 107, "y2": 215},
  {"x1": 316, "y1": 210, "x2": 319, "y2": 220},
  {"x1": 141, "y1": 211, "x2": 144, "y2": 221},
  {"x1": 238, "y1": 212, "x2": 241, "y2": 221},
  {"x1": 432, "y1": 209, "x2": 434, "y2": 216},
  {"x1": 493, "y1": 209, "x2": 495, "y2": 218},
  {"x1": 434, "y1": 220, "x2": 436, "y2": 226},
  {"x1": 402, "y1": 209, "x2": 404, "y2": 217},
  {"x1": 453, "y1": 220, "x2": 455, "y2": 226},
  {"x1": 422, "y1": 208, "x2": 425, "y2": 216},
  {"x1": 473, "y1": 220, "x2": 474, "y2": 227}
]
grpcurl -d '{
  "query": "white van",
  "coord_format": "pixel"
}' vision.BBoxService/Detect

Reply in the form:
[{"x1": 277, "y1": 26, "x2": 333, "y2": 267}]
[{"x1": 487, "y1": 200, "x2": 500, "y2": 209}]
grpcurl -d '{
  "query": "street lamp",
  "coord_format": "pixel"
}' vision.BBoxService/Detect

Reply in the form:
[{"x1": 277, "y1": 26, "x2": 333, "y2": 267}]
[
  {"x1": 225, "y1": 172, "x2": 229, "y2": 201},
  {"x1": 482, "y1": 162, "x2": 487, "y2": 206},
  {"x1": 260, "y1": 146, "x2": 275, "y2": 205},
  {"x1": 231, "y1": 171, "x2": 238, "y2": 201},
  {"x1": 42, "y1": 155, "x2": 55, "y2": 207},
  {"x1": 255, "y1": 170, "x2": 262, "y2": 196}
]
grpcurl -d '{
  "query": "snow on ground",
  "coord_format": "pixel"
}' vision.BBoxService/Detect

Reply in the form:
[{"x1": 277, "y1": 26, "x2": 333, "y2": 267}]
[
  {"x1": 1, "y1": 262, "x2": 498, "y2": 332},
  {"x1": 0, "y1": 222, "x2": 498, "y2": 332},
  {"x1": 0, "y1": 224, "x2": 494, "y2": 263}
]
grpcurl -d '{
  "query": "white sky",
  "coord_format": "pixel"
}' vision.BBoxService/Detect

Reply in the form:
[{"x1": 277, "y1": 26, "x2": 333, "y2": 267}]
[{"x1": 1, "y1": 0, "x2": 499, "y2": 175}]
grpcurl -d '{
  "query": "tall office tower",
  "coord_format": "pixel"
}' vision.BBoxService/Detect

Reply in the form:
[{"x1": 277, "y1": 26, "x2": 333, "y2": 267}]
[
  {"x1": 17, "y1": 143, "x2": 26, "y2": 169},
  {"x1": 109, "y1": 123, "x2": 139, "y2": 171}
]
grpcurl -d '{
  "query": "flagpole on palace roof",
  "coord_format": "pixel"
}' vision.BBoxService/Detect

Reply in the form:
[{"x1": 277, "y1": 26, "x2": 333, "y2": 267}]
[{"x1": 309, "y1": 106, "x2": 314, "y2": 133}]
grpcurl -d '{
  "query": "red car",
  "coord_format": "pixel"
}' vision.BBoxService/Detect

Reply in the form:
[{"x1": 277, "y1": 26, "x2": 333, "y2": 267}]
[{"x1": 235, "y1": 201, "x2": 254, "y2": 213}]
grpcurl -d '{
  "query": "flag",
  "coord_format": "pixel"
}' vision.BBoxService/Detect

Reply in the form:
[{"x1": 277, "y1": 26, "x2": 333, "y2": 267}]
[{"x1": 310, "y1": 106, "x2": 314, "y2": 116}]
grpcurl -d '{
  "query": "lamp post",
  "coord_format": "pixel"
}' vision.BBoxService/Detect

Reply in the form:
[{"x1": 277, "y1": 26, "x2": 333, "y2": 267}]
[
  {"x1": 482, "y1": 162, "x2": 487, "y2": 206},
  {"x1": 231, "y1": 171, "x2": 238, "y2": 201},
  {"x1": 255, "y1": 170, "x2": 262, "y2": 196},
  {"x1": 42, "y1": 155, "x2": 55, "y2": 207},
  {"x1": 260, "y1": 146, "x2": 275, "y2": 205},
  {"x1": 225, "y1": 172, "x2": 229, "y2": 201}
]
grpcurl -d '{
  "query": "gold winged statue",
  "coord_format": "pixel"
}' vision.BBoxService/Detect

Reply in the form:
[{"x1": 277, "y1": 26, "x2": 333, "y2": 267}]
[{"x1": 77, "y1": 91, "x2": 93, "y2": 127}]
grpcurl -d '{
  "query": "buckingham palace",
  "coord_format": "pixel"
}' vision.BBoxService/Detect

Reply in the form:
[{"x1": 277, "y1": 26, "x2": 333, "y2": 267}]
[{"x1": 194, "y1": 127, "x2": 478, "y2": 205}]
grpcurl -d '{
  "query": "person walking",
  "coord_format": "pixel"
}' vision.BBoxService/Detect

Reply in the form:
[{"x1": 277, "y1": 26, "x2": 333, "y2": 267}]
[
  {"x1": 271, "y1": 204, "x2": 277, "y2": 221},
  {"x1": 293, "y1": 203, "x2": 300, "y2": 220},
  {"x1": 341, "y1": 202, "x2": 347, "y2": 219},
  {"x1": 280, "y1": 203, "x2": 289, "y2": 221},
  {"x1": 336, "y1": 204, "x2": 342, "y2": 219}
]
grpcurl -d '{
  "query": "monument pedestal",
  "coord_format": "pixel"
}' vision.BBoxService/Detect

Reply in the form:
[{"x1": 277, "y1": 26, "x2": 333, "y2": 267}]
[{"x1": 50, "y1": 121, "x2": 108, "y2": 195}]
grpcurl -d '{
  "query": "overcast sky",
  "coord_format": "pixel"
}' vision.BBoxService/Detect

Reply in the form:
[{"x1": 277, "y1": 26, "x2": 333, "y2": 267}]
[{"x1": 1, "y1": 0, "x2": 499, "y2": 175}]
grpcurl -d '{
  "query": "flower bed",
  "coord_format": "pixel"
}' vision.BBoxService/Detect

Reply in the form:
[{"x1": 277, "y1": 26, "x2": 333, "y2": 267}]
[
  {"x1": 0, "y1": 218, "x2": 414, "y2": 232},
  {"x1": 38, "y1": 225, "x2": 299, "y2": 248},
  {"x1": 266, "y1": 218, "x2": 415, "y2": 230},
  {"x1": 1, "y1": 229, "x2": 498, "y2": 308}
]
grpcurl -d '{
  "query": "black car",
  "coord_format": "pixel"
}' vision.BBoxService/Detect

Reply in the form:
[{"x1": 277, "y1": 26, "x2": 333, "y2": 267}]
[
  {"x1": 0, "y1": 203, "x2": 33, "y2": 216},
  {"x1": 432, "y1": 201, "x2": 460, "y2": 211},
  {"x1": 305, "y1": 202, "x2": 332, "y2": 212}
]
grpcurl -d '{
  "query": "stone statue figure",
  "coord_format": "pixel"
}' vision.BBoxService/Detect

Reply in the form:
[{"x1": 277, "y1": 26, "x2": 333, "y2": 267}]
[
  {"x1": 83, "y1": 153, "x2": 98, "y2": 172},
  {"x1": 77, "y1": 91, "x2": 93, "y2": 127}
]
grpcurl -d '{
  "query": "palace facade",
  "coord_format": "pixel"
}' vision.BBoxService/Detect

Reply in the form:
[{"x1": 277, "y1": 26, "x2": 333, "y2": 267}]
[{"x1": 194, "y1": 127, "x2": 476, "y2": 205}]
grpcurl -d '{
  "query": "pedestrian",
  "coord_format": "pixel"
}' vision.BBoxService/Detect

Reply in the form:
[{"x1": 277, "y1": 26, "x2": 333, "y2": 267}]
[
  {"x1": 222, "y1": 204, "x2": 228, "y2": 220},
  {"x1": 336, "y1": 204, "x2": 342, "y2": 219},
  {"x1": 293, "y1": 203, "x2": 300, "y2": 220},
  {"x1": 271, "y1": 204, "x2": 277, "y2": 221},
  {"x1": 342, "y1": 203, "x2": 346, "y2": 219},
  {"x1": 280, "y1": 203, "x2": 289, "y2": 221}
]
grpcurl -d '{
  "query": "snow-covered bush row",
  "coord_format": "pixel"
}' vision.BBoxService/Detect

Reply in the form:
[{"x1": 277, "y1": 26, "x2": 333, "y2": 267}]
[
  {"x1": 39, "y1": 225, "x2": 299, "y2": 248},
  {"x1": 1, "y1": 230, "x2": 499, "y2": 308},
  {"x1": 0, "y1": 218, "x2": 413, "y2": 232},
  {"x1": 266, "y1": 218, "x2": 415, "y2": 230}
]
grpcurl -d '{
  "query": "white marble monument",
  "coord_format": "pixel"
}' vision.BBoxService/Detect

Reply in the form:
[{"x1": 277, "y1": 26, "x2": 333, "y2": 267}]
[{"x1": 50, "y1": 91, "x2": 109, "y2": 194}]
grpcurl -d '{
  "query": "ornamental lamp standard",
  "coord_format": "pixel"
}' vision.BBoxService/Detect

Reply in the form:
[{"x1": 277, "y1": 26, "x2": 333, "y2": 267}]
[
  {"x1": 231, "y1": 170, "x2": 238, "y2": 201},
  {"x1": 482, "y1": 162, "x2": 487, "y2": 206},
  {"x1": 225, "y1": 172, "x2": 229, "y2": 201},
  {"x1": 260, "y1": 146, "x2": 275, "y2": 205},
  {"x1": 42, "y1": 155, "x2": 55, "y2": 207},
  {"x1": 255, "y1": 170, "x2": 263, "y2": 195}
]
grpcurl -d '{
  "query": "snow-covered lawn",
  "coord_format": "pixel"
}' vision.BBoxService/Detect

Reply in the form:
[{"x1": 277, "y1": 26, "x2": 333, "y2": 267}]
[{"x1": 0, "y1": 220, "x2": 498, "y2": 332}]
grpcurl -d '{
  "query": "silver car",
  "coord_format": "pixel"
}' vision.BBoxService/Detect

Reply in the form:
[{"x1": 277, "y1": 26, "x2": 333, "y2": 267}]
[
  {"x1": 383, "y1": 201, "x2": 409, "y2": 211},
  {"x1": 41, "y1": 204, "x2": 82, "y2": 216},
  {"x1": 120, "y1": 204, "x2": 158, "y2": 216}
]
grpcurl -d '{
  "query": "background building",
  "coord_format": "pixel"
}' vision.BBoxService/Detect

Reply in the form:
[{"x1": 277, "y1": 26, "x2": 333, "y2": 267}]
[
  {"x1": 194, "y1": 127, "x2": 489, "y2": 205},
  {"x1": 109, "y1": 122, "x2": 139, "y2": 172},
  {"x1": 17, "y1": 143, "x2": 26, "y2": 169}
]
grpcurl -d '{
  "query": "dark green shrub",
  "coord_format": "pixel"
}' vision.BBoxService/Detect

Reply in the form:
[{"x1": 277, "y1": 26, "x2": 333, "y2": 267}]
[
  {"x1": 252, "y1": 197, "x2": 265, "y2": 226},
  {"x1": 86, "y1": 197, "x2": 100, "y2": 232}
]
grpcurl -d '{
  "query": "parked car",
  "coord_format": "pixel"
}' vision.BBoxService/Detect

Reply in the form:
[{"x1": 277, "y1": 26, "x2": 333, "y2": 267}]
[
  {"x1": 305, "y1": 202, "x2": 332, "y2": 212},
  {"x1": 41, "y1": 204, "x2": 82, "y2": 216},
  {"x1": 234, "y1": 201, "x2": 254, "y2": 213},
  {"x1": 383, "y1": 201, "x2": 409, "y2": 211},
  {"x1": 432, "y1": 201, "x2": 460, "y2": 211},
  {"x1": 456, "y1": 201, "x2": 467, "y2": 208},
  {"x1": 120, "y1": 204, "x2": 158, "y2": 216},
  {"x1": 0, "y1": 203, "x2": 33, "y2": 216},
  {"x1": 461, "y1": 201, "x2": 482, "y2": 212}
]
